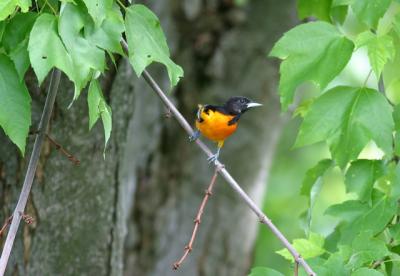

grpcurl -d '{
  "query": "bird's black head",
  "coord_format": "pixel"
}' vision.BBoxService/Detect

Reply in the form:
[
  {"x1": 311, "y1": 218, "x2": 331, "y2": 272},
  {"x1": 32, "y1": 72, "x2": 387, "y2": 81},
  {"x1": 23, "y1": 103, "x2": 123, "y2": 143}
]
[{"x1": 224, "y1": 96, "x2": 262, "y2": 115}]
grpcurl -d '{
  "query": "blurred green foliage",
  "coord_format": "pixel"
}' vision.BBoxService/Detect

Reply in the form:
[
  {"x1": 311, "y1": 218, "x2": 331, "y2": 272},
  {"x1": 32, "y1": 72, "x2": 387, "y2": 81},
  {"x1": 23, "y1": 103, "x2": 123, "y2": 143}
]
[{"x1": 252, "y1": 118, "x2": 347, "y2": 274}]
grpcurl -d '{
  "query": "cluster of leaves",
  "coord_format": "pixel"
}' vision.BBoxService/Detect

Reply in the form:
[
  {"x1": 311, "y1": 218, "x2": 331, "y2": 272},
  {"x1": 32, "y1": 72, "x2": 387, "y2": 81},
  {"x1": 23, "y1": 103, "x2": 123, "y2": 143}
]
[
  {"x1": 0, "y1": 0, "x2": 183, "y2": 155},
  {"x1": 252, "y1": 0, "x2": 400, "y2": 276}
]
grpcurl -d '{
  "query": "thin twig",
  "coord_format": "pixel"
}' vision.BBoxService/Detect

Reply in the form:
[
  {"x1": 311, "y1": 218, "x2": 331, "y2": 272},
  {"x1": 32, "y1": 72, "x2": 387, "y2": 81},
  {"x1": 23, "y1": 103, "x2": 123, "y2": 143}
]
[
  {"x1": 0, "y1": 217, "x2": 12, "y2": 239},
  {"x1": 294, "y1": 260, "x2": 299, "y2": 276},
  {"x1": 121, "y1": 40, "x2": 316, "y2": 276},
  {"x1": 46, "y1": 134, "x2": 80, "y2": 165},
  {"x1": 173, "y1": 168, "x2": 219, "y2": 270},
  {"x1": 0, "y1": 69, "x2": 61, "y2": 276}
]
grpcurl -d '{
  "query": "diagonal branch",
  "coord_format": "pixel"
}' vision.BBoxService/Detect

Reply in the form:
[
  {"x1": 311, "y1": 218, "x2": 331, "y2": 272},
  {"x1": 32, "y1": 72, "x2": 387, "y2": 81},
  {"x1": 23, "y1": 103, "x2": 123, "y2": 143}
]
[
  {"x1": 0, "y1": 69, "x2": 61, "y2": 276},
  {"x1": 121, "y1": 40, "x2": 316, "y2": 275}
]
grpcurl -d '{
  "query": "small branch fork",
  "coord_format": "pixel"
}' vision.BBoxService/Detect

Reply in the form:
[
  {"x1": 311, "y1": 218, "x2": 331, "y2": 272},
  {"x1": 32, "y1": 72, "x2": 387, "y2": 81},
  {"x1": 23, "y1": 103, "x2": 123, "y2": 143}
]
[
  {"x1": 0, "y1": 213, "x2": 34, "y2": 240},
  {"x1": 173, "y1": 168, "x2": 219, "y2": 270},
  {"x1": 29, "y1": 130, "x2": 80, "y2": 165},
  {"x1": 121, "y1": 40, "x2": 316, "y2": 275},
  {"x1": 0, "y1": 69, "x2": 61, "y2": 276}
]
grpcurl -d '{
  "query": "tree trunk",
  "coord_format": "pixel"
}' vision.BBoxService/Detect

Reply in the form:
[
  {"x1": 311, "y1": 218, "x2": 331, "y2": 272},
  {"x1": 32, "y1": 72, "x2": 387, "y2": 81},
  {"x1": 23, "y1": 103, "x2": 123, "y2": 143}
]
[{"x1": 0, "y1": 0, "x2": 295, "y2": 275}]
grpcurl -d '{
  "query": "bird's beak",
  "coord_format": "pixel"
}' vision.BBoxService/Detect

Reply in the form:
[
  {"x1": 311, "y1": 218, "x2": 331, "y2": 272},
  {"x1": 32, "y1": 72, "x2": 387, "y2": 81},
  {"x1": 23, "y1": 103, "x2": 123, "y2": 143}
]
[{"x1": 246, "y1": 102, "x2": 263, "y2": 109}]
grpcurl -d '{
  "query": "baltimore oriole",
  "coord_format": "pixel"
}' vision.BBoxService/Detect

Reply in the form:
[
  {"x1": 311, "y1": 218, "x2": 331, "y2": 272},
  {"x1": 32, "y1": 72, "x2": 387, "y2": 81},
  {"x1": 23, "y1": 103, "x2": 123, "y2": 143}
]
[{"x1": 190, "y1": 96, "x2": 262, "y2": 163}]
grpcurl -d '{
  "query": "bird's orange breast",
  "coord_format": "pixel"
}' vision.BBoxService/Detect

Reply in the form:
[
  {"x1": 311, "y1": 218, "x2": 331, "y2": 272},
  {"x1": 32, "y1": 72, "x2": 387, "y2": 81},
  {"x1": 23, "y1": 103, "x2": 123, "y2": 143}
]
[{"x1": 195, "y1": 109, "x2": 238, "y2": 142}]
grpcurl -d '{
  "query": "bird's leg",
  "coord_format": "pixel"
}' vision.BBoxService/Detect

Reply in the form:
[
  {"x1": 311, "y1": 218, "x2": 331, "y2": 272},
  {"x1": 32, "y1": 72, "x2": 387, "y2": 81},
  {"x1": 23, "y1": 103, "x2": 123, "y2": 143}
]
[
  {"x1": 207, "y1": 141, "x2": 224, "y2": 164},
  {"x1": 207, "y1": 147, "x2": 220, "y2": 163},
  {"x1": 189, "y1": 130, "x2": 201, "y2": 142}
]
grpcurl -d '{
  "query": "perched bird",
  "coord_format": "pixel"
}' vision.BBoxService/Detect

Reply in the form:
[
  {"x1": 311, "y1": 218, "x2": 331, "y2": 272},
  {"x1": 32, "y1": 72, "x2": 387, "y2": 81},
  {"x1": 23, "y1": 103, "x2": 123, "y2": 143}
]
[{"x1": 190, "y1": 96, "x2": 262, "y2": 163}]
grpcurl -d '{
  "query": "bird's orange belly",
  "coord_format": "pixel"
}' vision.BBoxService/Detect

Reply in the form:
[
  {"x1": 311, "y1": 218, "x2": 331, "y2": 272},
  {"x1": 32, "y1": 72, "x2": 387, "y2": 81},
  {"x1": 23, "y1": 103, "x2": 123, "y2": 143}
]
[{"x1": 195, "y1": 110, "x2": 238, "y2": 142}]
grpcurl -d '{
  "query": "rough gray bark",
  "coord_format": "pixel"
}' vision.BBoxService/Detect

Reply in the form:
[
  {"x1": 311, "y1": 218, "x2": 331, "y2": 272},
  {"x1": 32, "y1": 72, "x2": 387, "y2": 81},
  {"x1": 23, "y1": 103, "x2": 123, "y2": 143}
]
[{"x1": 0, "y1": 0, "x2": 295, "y2": 275}]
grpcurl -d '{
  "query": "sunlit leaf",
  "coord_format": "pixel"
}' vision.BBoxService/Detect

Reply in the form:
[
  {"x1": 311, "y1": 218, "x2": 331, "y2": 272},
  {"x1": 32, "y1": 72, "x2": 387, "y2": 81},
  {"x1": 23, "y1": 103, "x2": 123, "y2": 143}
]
[
  {"x1": 351, "y1": 0, "x2": 391, "y2": 29},
  {"x1": 84, "y1": 3, "x2": 124, "y2": 55},
  {"x1": 88, "y1": 79, "x2": 112, "y2": 155},
  {"x1": 82, "y1": 0, "x2": 112, "y2": 26},
  {"x1": 269, "y1": 22, "x2": 353, "y2": 110},
  {"x1": 345, "y1": 159, "x2": 385, "y2": 201},
  {"x1": 59, "y1": 3, "x2": 105, "y2": 100},
  {"x1": 295, "y1": 86, "x2": 393, "y2": 167},
  {"x1": 28, "y1": 13, "x2": 75, "y2": 85},
  {"x1": 0, "y1": 0, "x2": 32, "y2": 21},
  {"x1": 125, "y1": 4, "x2": 184, "y2": 87},
  {"x1": 356, "y1": 31, "x2": 395, "y2": 78},
  {"x1": 276, "y1": 232, "x2": 325, "y2": 262}
]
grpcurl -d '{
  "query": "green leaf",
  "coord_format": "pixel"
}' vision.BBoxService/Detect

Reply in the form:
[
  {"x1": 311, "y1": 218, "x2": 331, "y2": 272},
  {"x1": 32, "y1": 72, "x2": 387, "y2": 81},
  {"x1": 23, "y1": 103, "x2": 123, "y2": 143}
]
[
  {"x1": 88, "y1": 79, "x2": 112, "y2": 154},
  {"x1": 2, "y1": 12, "x2": 37, "y2": 79},
  {"x1": 276, "y1": 232, "x2": 325, "y2": 262},
  {"x1": 295, "y1": 86, "x2": 394, "y2": 167},
  {"x1": 340, "y1": 196, "x2": 396, "y2": 244},
  {"x1": 297, "y1": 0, "x2": 332, "y2": 22},
  {"x1": 293, "y1": 98, "x2": 315, "y2": 118},
  {"x1": 248, "y1": 267, "x2": 284, "y2": 276},
  {"x1": 384, "y1": 162, "x2": 400, "y2": 200},
  {"x1": 0, "y1": 0, "x2": 32, "y2": 21},
  {"x1": 125, "y1": 4, "x2": 184, "y2": 87},
  {"x1": 394, "y1": 104, "x2": 400, "y2": 131},
  {"x1": 28, "y1": 13, "x2": 75, "y2": 85},
  {"x1": 300, "y1": 159, "x2": 332, "y2": 231},
  {"x1": 84, "y1": 3, "x2": 124, "y2": 55},
  {"x1": 383, "y1": 33, "x2": 400, "y2": 105},
  {"x1": 0, "y1": 54, "x2": 31, "y2": 154},
  {"x1": 388, "y1": 223, "x2": 400, "y2": 246},
  {"x1": 355, "y1": 31, "x2": 395, "y2": 78},
  {"x1": 18, "y1": 0, "x2": 30, "y2": 12},
  {"x1": 320, "y1": 253, "x2": 350, "y2": 276},
  {"x1": 345, "y1": 159, "x2": 385, "y2": 201},
  {"x1": 59, "y1": 3, "x2": 106, "y2": 100},
  {"x1": 269, "y1": 22, "x2": 354, "y2": 111},
  {"x1": 325, "y1": 200, "x2": 369, "y2": 222},
  {"x1": 0, "y1": 22, "x2": 5, "y2": 42},
  {"x1": 351, "y1": 0, "x2": 391, "y2": 29},
  {"x1": 301, "y1": 159, "x2": 333, "y2": 196},
  {"x1": 348, "y1": 231, "x2": 389, "y2": 269},
  {"x1": 331, "y1": 5, "x2": 348, "y2": 25},
  {"x1": 332, "y1": 0, "x2": 351, "y2": 5},
  {"x1": 351, "y1": 268, "x2": 384, "y2": 276},
  {"x1": 82, "y1": 0, "x2": 112, "y2": 26}
]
